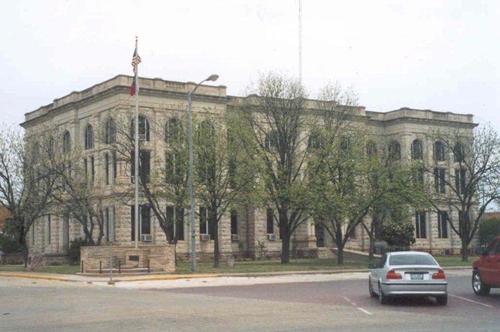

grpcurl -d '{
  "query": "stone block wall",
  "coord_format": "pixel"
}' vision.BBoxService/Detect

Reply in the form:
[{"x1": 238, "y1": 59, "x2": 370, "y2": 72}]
[{"x1": 80, "y1": 244, "x2": 175, "y2": 273}]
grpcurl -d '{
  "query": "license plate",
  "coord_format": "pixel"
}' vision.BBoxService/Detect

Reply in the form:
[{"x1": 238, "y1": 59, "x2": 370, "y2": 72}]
[{"x1": 411, "y1": 274, "x2": 424, "y2": 280}]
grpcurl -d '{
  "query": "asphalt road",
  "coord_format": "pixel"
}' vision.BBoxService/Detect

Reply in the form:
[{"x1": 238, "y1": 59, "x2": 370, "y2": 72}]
[{"x1": 0, "y1": 273, "x2": 498, "y2": 332}]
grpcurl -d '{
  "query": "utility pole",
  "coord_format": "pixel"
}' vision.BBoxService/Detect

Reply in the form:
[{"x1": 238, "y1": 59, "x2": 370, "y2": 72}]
[{"x1": 187, "y1": 74, "x2": 219, "y2": 273}]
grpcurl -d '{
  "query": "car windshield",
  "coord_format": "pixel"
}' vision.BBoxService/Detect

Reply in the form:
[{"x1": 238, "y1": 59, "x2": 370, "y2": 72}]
[{"x1": 389, "y1": 254, "x2": 437, "y2": 266}]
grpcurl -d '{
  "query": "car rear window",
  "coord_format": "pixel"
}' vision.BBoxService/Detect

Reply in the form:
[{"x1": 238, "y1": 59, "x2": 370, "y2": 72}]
[{"x1": 389, "y1": 254, "x2": 437, "y2": 266}]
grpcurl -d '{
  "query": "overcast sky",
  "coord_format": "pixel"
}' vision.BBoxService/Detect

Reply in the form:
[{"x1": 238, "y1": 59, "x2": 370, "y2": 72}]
[{"x1": 1, "y1": 0, "x2": 499, "y2": 127}]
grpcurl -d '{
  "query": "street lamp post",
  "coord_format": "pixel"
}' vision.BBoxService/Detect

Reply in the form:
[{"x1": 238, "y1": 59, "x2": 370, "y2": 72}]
[{"x1": 188, "y1": 74, "x2": 219, "y2": 273}]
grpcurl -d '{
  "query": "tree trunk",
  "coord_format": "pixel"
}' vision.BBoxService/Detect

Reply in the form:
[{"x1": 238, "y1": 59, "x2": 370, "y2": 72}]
[
  {"x1": 461, "y1": 239, "x2": 469, "y2": 262},
  {"x1": 336, "y1": 244, "x2": 345, "y2": 265},
  {"x1": 368, "y1": 237, "x2": 375, "y2": 262},
  {"x1": 17, "y1": 227, "x2": 28, "y2": 267},
  {"x1": 213, "y1": 221, "x2": 220, "y2": 268},
  {"x1": 279, "y1": 209, "x2": 290, "y2": 264},
  {"x1": 281, "y1": 234, "x2": 290, "y2": 264},
  {"x1": 335, "y1": 227, "x2": 344, "y2": 265}
]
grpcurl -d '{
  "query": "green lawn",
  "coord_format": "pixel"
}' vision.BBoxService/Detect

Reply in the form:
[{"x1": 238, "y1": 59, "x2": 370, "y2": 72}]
[
  {"x1": 175, "y1": 257, "x2": 370, "y2": 274},
  {"x1": 434, "y1": 255, "x2": 477, "y2": 267},
  {"x1": 0, "y1": 255, "x2": 475, "y2": 275}
]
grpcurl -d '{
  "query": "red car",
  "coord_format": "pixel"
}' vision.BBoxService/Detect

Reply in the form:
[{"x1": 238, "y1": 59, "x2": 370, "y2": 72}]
[{"x1": 472, "y1": 236, "x2": 500, "y2": 295}]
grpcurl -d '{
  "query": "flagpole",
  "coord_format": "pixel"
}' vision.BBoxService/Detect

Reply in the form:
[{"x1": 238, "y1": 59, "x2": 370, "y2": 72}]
[{"x1": 134, "y1": 36, "x2": 140, "y2": 249}]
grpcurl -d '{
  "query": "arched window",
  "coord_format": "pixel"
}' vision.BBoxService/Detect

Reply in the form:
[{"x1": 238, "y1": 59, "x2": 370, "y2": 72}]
[
  {"x1": 84, "y1": 124, "x2": 94, "y2": 150},
  {"x1": 434, "y1": 141, "x2": 446, "y2": 161},
  {"x1": 63, "y1": 131, "x2": 71, "y2": 154},
  {"x1": 388, "y1": 140, "x2": 401, "y2": 160},
  {"x1": 366, "y1": 140, "x2": 377, "y2": 157},
  {"x1": 104, "y1": 118, "x2": 116, "y2": 144},
  {"x1": 453, "y1": 142, "x2": 465, "y2": 162},
  {"x1": 197, "y1": 120, "x2": 215, "y2": 141},
  {"x1": 131, "y1": 115, "x2": 150, "y2": 141},
  {"x1": 411, "y1": 139, "x2": 423, "y2": 160},
  {"x1": 165, "y1": 118, "x2": 181, "y2": 144},
  {"x1": 308, "y1": 130, "x2": 322, "y2": 150}
]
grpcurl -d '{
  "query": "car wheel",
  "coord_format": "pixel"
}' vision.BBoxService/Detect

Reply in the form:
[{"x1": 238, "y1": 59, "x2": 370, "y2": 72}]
[
  {"x1": 436, "y1": 295, "x2": 448, "y2": 306},
  {"x1": 378, "y1": 282, "x2": 389, "y2": 304},
  {"x1": 368, "y1": 277, "x2": 377, "y2": 298},
  {"x1": 472, "y1": 270, "x2": 491, "y2": 296}
]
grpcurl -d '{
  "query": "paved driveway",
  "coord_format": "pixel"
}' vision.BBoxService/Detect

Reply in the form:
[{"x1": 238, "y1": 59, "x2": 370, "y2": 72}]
[{"x1": 0, "y1": 271, "x2": 498, "y2": 332}]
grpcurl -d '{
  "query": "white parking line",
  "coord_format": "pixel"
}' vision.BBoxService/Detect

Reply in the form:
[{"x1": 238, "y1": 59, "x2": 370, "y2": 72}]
[
  {"x1": 343, "y1": 296, "x2": 373, "y2": 316},
  {"x1": 357, "y1": 307, "x2": 373, "y2": 315},
  {"x1": 449, "y1": 294, "x2": 494, "y2": 308}
]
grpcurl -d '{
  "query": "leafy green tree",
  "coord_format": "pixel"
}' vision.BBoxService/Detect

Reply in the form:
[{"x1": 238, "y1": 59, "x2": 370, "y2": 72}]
[
  {"x1": 478, "y1": 217, "x2": 500, "y2": 246},
  {"x1": 239, "y1": 73, "x2": 310, "y2": 264},
  {"x1": 194, "y1": 113, "x2": 255, "y2": 267}
]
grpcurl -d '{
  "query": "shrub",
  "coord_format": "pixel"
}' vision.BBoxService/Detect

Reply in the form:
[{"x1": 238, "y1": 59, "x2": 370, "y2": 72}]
[
  {"x1": 0, "y1": 233, "x2": 22, "y2": 253},
  {"x1": 381, "y1": 221, "x2": 416, "y2": 249},
  {"x1": 67, "y1": 238, "x2": 88, "y2": 264},
  {"x1": 478, "y1": 218, "x2": 500, "y2": 246}
]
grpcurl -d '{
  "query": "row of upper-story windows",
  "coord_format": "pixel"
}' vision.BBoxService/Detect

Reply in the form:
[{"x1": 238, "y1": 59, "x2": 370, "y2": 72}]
[
  {"x1": 60, "y1": 115, "x2": 186, "y2": 153},
  {"x1": 305, "y1": 128, "x2": 466, "y2": 163},
  {"x1": 59, "y1": 115, "x2": 467, "y2": 166}
]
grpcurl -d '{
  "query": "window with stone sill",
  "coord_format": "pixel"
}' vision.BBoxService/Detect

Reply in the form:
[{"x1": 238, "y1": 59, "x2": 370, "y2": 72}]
[
  {"x1": 415, "y1": 211, "x2": 427, "y2": 239},
  {"x1": 438, "y1": 211, "x2": 449, "y2": 239},
  {"x1": 84, "y1": 124, "x2": 94, "y2": 150},
  {"x1": 411, "y1": 139, "x2": 423, "y2": 160}
]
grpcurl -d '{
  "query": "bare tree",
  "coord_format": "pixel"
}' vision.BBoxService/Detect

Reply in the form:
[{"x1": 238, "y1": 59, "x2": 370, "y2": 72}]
[
  {"x1": 110, "y1": 113, "x2": 189, "y2": 246},
  {"x1": 0, "y1": 126, "x2": 59, "y2": 264},
  {"x1": 50, "y1": 148, "x2": 109, "y2": 245},
  {"x1": 427, "y1": 125, "x2": 500, "y2": 261}
]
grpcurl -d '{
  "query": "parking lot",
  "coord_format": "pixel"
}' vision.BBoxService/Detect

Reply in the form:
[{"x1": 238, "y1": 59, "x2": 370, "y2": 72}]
[{"x1": 0, "y1": 270, "x2": 499, "y2": 331}]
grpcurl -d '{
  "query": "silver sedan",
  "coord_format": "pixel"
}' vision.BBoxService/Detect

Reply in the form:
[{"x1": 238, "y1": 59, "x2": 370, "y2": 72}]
[{"x1": 368, "y1": 251, "x2": 448, "y2": 305}]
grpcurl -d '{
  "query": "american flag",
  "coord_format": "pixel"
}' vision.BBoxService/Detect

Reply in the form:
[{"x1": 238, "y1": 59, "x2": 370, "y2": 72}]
[
  {"x1": 131, "y1": 47, "x2": 141, "y2": 73},
  {"x1": 130, "y1": 41, "x2": 141, "y2": 96}
]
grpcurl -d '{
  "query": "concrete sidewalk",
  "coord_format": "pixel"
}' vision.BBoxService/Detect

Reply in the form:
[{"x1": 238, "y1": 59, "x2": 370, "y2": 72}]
[{"x1": 0, "y1": 266, "x2": 472, "y2": 284}]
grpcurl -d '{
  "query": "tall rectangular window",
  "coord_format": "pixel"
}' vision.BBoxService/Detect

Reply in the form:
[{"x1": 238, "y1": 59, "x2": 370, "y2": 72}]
[
  {"x1": 199, "y1": 207, "x2": 208, "y2": 235},
  {"x1": 415, "y1": 212, "x2": 427, "y2": 239},
  {"x1": 166, "y1": 206, "x2": 174, "y2": 240},
  {"x1": 165, "y1": 151, "x2": 182, "y2": 184},
  {"x1": 112, "y1": 151, "x2": 117, "y2": 182},
  {"x1": 455, "y1": 168, "x2": 466, "y2": 195},
  {"x1": 434, "y1": 168, "x2": 446, "y2": 193},
  {"x1": 105, "y1": 153, "x2": 110, "y2": 185},
  {"x1": 438, "y1": 211, "x2": 448, "y2": 238},
  {"x1": 105, "y1": 208, "x2": 110, "y2": 242},
  {"x1": 266, "y1": 208, "x2": 274, "y2": 234},
  {"x1": 176, "y1": 208, "x2": 184, "y2": 241},
  {"x1": 131, "y1": 205, "x2": 151, "y2": 241},
  {"x1": 83, "y1": 158, "x2": 88, "y2": 180},
  {"x1": 131, "y1": 150, "x2": 151, "y2": 183},
  {"x1": 47, "y1": 214, "x2": 51, "y2": 244},
  {"x1": 231, "y1": 210, "x2": 238, "y2": 235},
  {"x1": 167, "y1": 206, "x2": 185, "y2": 241},
  {"x1": 90, "y1": 156, "x2": 95, "y2": 184},
  {"x1": 458, "y1": 211, "x2": 469, "y2": 236}
]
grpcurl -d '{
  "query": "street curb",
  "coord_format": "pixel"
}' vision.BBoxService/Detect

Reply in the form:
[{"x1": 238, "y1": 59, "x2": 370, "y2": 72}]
[
  {"x1": 0, "y1": 266, "x2": 472, "y2": 283},
  {"x1": 0, "y1": 272, "x2": 76, "y2": 282}
]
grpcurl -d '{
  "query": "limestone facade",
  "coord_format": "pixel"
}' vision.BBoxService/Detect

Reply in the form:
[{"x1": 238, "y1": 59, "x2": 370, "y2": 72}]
[{"x1": 22, "y1": 75, "x2": 477, "y2": 260}]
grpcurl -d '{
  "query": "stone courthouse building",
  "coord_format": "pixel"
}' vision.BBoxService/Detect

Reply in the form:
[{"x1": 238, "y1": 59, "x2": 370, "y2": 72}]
[{"x1": 22, "y1": 75, "x2": 477, "y2": 263}]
